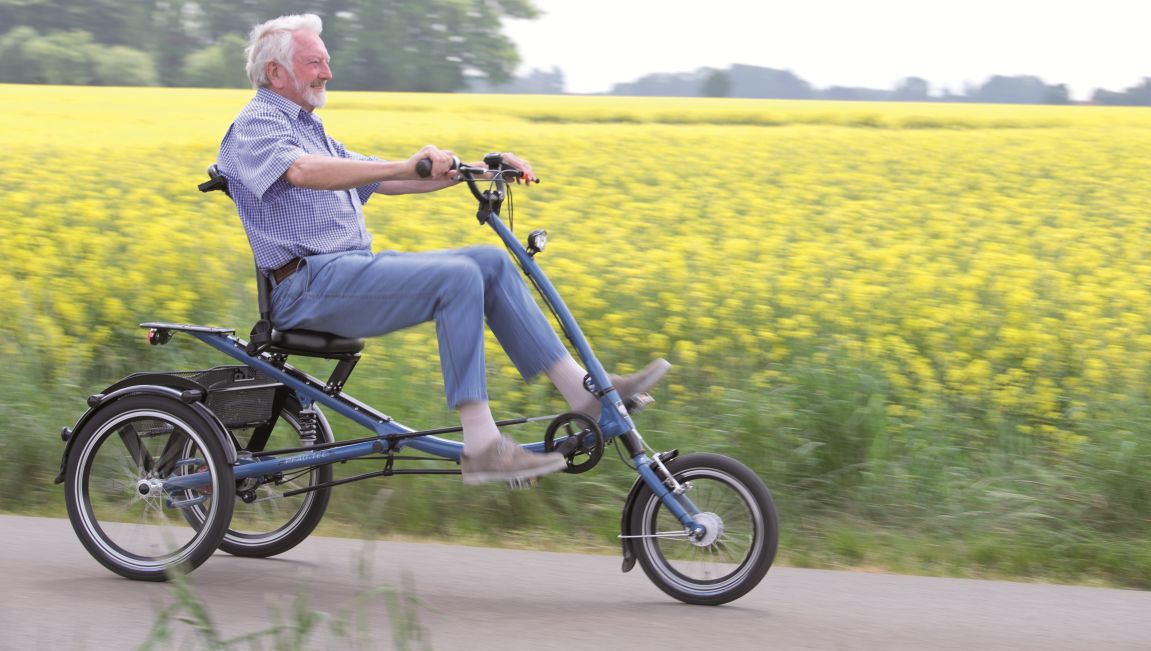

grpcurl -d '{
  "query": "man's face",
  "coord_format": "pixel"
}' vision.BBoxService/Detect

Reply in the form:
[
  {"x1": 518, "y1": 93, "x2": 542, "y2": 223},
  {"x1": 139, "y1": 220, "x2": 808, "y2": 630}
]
[{"x1": 270, "y1": 30, "x2": 332, "y2": 111}]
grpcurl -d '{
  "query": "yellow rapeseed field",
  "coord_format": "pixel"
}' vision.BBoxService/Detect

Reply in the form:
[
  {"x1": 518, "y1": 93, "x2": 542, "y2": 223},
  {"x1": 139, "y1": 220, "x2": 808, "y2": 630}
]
[{"x1": 4, "y1": 84, "x2": 1151, "y2": 452}]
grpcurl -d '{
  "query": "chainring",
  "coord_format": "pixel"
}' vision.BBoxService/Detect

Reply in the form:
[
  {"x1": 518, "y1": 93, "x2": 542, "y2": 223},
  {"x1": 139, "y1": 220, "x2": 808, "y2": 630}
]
[{"x1": 543, "y1": 412, "x2": 605, "y2": 474}]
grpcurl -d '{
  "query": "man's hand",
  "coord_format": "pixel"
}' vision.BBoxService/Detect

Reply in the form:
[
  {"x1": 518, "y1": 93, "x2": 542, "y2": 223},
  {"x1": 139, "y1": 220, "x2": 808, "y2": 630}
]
[
  {"x1": 408, "y1": 144, "x2": 456, "y2": 180},
  {"x1": 498, "y1": 152, "x2": 538, "y2": 184}
]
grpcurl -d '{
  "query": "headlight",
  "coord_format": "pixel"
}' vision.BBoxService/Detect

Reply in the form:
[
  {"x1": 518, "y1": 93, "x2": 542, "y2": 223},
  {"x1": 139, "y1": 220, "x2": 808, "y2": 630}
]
[{"x1": 527, "y1": 229, "x2": 548, "y2": 257}]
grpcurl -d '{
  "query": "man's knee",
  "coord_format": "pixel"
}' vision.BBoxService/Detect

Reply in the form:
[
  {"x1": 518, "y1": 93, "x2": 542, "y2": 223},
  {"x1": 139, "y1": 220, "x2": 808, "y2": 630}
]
[
  {"x1": 435, "y1": 255, "x2": 485, "y2": 297},
  {"x1": 460, "y1": 245, "x2": 509, "y2": 267},
  {"x1": 460, "y1": 245, "x2": 518, "y2": 282}
]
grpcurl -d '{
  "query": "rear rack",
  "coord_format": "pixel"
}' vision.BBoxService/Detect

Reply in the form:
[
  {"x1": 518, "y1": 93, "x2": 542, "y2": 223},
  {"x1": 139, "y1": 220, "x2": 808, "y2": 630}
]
[{"x1": 142, "y1": 322, "x2": 236, "y2": 346}]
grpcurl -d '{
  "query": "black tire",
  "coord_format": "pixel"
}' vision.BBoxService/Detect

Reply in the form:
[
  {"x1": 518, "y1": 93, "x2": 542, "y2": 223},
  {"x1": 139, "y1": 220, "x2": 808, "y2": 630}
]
[
  {"x1": 629, "y1": 452, "x2": 778, "y2": 605},
  {"x1": 64, "y1": 394, "x2": 234, "y2": 581},
  {"x1": 185, "y1": 398, "x2": 332, "y2": 558}
]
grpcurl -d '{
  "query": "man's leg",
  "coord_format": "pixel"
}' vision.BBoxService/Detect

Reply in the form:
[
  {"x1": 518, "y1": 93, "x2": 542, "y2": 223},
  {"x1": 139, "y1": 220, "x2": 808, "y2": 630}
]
[
  {"x1": 435, "y1": 246, "x2": 570, "y2": 380},
  {"x1": 270, "y1": 249, "x2": 564, "y2": 481},
  {"x1": 270, "y1": 250, "x2": 491, "y2": 408},
  {"x1": 448, "y1": 246, "x2": 672, "y2": 416}
]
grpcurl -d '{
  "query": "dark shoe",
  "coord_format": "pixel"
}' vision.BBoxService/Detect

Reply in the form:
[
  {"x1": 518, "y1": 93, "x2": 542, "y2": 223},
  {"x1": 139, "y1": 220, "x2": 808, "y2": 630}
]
[
  {"x1": 461, "y1": 436, "x2": 567, "y2": 485},
  {"x1": 573, "y1": 358, "x2": 672, "y2": 416}
]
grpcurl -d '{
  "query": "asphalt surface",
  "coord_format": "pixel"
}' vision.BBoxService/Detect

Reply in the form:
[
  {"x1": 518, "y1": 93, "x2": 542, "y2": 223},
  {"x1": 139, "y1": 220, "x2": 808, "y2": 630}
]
[{"x1": 2, "y1": 514, "x2": 1149, "y2": 650}]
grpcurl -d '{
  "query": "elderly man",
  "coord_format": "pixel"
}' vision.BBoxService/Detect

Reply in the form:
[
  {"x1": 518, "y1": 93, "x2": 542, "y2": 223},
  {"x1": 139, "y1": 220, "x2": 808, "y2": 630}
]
[{"x1": 218, "y1": 14, "x2": 668, "y2": 485}]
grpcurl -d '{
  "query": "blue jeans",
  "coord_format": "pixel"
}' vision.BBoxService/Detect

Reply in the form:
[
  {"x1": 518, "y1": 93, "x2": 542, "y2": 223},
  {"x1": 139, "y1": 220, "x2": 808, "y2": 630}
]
[{"x1": 269, "y1": 246, "x2": 569, "y2": 408}]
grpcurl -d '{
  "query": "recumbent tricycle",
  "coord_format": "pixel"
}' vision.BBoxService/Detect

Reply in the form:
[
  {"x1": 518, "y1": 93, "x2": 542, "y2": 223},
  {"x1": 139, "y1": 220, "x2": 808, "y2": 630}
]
[{"x1": 55, "y1": 154, "x2": 779, "y2": 605}]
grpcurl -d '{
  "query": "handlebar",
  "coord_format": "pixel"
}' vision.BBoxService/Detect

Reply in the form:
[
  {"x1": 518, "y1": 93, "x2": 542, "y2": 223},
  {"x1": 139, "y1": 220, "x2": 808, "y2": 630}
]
[
  {"x1": 414, "y1": 153, "x2": 537, "y2": 184},
  {"x1": 413, "y1": 153, "x2": 540, "y2": 225}
]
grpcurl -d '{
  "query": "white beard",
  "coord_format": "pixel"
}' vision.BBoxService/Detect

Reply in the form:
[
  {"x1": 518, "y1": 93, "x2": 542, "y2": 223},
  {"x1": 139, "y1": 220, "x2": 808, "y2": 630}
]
[
  {"x1": 301, "y1": 81, "x2": 326, "y2": 109},
  {"x1": 288, "y1": 70, "x2": 327, "y2": 109}
]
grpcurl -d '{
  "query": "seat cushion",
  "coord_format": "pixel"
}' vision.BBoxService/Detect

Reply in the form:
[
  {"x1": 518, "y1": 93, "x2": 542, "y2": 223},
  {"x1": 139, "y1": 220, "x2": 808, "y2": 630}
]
[{"x1": 269, "y1": 328, "x2": 364, "y2": 356}]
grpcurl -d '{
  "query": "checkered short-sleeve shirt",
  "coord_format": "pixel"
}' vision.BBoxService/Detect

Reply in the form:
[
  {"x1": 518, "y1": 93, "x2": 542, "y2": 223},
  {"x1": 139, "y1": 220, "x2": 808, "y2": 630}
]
[{"x1": 218, "y1": 88, "x2": 381, "y2": 271}]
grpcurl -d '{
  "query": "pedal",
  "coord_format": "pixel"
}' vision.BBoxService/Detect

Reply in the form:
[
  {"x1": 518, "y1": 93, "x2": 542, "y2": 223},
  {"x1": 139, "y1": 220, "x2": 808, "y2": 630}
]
[
  {"x1": 505, "y1": 477, "x2": 540, "y2": 490},
  {"x1": 624, "y1": 392, "x2": 655, "y2": 414}
]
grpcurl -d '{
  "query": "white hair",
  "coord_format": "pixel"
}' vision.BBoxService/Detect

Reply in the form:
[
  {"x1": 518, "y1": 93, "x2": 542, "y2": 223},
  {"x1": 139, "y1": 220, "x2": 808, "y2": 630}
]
[{"x1": 245, "y1": 14, "x2": 323, "y2": 89}]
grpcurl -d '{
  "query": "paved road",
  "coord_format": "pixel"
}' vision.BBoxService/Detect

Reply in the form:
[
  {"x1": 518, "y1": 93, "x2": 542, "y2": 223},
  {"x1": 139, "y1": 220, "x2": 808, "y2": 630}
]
[{"x1": 2, "y1": 514, "x2": 1149, "y2": 650}]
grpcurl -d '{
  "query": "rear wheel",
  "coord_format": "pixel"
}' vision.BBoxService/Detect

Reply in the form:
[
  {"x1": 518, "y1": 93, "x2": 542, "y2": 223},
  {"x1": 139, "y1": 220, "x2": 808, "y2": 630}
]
[
  {"x1": 629, "y1": 452, "x2": 778, "y2": 605},
  {"x1": 64, "y1": 395, "x2": 234, "y2": 581},
  {"x1": 186, "y1": 398, "x2": 333, "y2": 558}
]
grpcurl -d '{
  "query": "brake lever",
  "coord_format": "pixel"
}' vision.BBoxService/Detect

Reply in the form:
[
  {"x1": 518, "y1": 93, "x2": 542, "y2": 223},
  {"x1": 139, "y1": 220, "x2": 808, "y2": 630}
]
[{"x1": 482, "y1": 152, "x2": 540, "y2": 184}]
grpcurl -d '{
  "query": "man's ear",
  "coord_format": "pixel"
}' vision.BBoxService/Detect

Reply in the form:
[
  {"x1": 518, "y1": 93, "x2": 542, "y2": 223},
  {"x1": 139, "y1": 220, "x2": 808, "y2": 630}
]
[{"x1": 267, "y1": 61, "x2": 286, "y2": 89}]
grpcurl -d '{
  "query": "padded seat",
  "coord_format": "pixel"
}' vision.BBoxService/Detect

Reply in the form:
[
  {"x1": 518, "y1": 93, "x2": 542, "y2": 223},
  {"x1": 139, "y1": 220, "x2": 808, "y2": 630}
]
[{"x1": 268, "y1": 328, "x2": 365, "y2": 356}]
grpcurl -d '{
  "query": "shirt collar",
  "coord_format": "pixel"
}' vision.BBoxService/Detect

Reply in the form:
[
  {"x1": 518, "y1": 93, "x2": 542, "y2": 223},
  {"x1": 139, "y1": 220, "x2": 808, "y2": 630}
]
[{"x1": 255, "y1": 87, "x2": 322, "y2": 125}]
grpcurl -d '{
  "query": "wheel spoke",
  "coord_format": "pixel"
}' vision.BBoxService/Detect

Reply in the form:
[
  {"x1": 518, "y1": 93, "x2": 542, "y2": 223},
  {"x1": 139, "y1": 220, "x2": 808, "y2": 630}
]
[
  {"x1": 116, "y1": 423, "x2": 153, "y2": 475},
  {"x1": 154, "y1": 430, "x2": 191, "y2": 477}
]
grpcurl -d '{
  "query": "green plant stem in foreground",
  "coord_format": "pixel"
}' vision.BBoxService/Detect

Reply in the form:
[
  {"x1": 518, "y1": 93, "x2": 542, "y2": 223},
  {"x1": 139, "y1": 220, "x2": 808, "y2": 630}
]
[{"x1": 137, "y1": 564, "x2": 432, "y2": 651}]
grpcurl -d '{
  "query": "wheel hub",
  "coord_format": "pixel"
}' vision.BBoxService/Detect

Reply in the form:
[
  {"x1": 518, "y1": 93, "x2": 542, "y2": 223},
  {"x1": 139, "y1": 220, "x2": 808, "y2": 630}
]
[
  {"x1": 135, "y1": 477, "x2": 165, "y2": 497},
  {"x1": 689, "y1": 512, "x2": 724, "y2": 547}
]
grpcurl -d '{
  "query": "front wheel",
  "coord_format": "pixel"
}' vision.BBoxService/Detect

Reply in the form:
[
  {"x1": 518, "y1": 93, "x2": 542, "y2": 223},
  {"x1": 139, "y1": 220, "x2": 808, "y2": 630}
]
[{"x1": 629, "y1": 452, "x2": 778, "y2": 605}]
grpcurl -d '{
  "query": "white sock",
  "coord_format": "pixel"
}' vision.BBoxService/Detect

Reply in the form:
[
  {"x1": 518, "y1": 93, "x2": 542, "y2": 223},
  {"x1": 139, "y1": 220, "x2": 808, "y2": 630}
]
[
  {"x1": 545, "y1": 354, "x2": 592, "y2": 412},
  {"x1": 458, "y1": 401, "x2": 502, "y2": 456}
]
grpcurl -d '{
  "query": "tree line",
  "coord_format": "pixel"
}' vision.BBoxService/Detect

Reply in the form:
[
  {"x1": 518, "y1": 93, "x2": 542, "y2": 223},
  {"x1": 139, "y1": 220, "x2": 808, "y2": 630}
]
[
  {"x1": 608, "y1": 64, "x2": 1151, "y2": 106},
  {"x1": 0, "y1": 0, "x2": 537, "y2": 91},
  {"x1": 1, "y1": 1, "x2": 1146, "y2": 105}
]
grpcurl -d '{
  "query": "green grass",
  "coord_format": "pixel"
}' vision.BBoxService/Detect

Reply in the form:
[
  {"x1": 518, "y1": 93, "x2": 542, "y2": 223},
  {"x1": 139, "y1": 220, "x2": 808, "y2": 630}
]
[{"x1": 6, "y1": 345, "x2": 1150, "y2": 591}]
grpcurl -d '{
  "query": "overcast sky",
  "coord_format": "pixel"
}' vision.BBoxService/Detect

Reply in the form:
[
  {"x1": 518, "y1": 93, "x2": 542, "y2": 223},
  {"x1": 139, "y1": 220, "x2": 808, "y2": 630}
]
[{"x1": 503, "y1": 0, "x2": 1151, "y2": 99}]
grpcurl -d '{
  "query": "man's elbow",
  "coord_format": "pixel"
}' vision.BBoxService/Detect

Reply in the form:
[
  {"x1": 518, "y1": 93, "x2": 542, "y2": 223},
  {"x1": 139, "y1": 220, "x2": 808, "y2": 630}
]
[{"x1": 285, "y1": 159, "x2": 310, "y2": 188}]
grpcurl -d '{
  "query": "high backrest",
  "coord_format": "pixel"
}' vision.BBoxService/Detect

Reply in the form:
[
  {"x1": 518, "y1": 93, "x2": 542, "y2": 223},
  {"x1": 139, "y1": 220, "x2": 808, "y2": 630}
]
[{"x1": 198, "y1": 165, "x2": 275, "y2": 338}]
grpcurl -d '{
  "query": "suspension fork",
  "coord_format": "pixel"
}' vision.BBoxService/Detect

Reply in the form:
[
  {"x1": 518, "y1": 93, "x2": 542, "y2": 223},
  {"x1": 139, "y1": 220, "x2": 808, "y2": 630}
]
[{"x1": 621, "y1": 430, "x2": 705, "y2": 535}]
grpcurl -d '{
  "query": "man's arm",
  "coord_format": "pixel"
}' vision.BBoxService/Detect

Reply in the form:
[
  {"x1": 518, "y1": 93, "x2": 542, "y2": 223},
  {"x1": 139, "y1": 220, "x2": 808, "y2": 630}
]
[
  {"x1": 285, "y1": 144, "x2": 457, "y2": 191},
  {"x1": 285, "y1": 155, "x2": 416, "y2": 190},
  {"x1": 374, "y1": 178, "x2": 460, "y2": 195}
]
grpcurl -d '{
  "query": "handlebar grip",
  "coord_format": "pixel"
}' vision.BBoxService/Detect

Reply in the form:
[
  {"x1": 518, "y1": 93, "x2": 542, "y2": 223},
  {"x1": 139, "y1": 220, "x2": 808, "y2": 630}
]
[{"x1": 416, "y1": 156, "x2": 461, "y2": 178}]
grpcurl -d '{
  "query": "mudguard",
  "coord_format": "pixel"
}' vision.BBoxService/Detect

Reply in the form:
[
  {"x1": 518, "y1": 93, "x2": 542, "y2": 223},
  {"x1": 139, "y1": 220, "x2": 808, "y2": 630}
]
[
  {"x1": 55, "y1": 375, "x2": 237, "y2": 484},
  {"x1": 619, "y1": 449, "x2": 683, "y2": 572},
  {"x1": 619, "y1": 475, "x2": 646, "y2": 572}
]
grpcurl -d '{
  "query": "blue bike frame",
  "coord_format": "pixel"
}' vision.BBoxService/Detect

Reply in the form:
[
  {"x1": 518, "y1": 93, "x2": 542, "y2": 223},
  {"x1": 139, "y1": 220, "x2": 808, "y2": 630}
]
[{"x1": 160, "y1": 176, "x2": 703, "y2": 534}]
